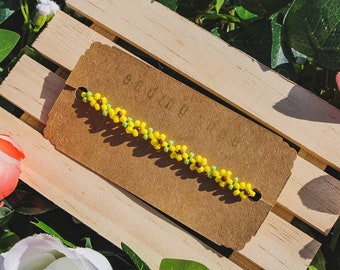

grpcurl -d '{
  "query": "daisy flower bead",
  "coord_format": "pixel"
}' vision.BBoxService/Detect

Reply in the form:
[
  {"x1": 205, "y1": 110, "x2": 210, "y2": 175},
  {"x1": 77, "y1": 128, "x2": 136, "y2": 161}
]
[
  {"x1": 126, "y1": 120, "x2": 148, "y2": 137},
  {"x1": 169, "y1": 144, "x2": 189, "y2": 161},
  {"x1": 109, "y1": 107, "x2": 127, "y2": 123},
  {"x1": 189, "y1": 155, "x2": 208, "y2": 173},
  {"x1": 149, "y1": 131, "x2": 168, "y2": 150}
]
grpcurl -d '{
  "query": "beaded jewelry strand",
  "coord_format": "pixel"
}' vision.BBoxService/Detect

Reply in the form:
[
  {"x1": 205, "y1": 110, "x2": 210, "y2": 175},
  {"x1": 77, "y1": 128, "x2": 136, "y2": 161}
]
[{"x1": 78, "y1": 87, "x2": 258, "y2": 200}]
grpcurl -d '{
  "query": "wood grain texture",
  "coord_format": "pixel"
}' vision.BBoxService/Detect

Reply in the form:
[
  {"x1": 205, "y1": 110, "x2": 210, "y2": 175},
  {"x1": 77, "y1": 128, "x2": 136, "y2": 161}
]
[
  {"x1": 239, "y1": 212, "x2": 321, "y2": 270},
  {"x1": 66, "y1": 0, "x2": 340, "y2": 171},
  {"x1": 278, "y1": 157, "x2": 340, "y2": 235},
  {"x1": 6, "y1": 24, "x2": 340, "y2": 236},
  {"x1": 33, "y1": 12, "x2": 112, "y2": 71},
  {"x1": 0, "y1": 55, "x2": 65, "y2": 123},
  {"x1": 0, "y1": 107, "x2": 240, "y2": 270}
]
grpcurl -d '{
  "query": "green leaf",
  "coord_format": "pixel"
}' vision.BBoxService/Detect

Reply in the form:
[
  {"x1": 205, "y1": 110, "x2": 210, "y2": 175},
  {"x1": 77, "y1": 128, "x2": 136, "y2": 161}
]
[
  {"x1": 236, "y1": 0, "x2": 291, "y2": 17},
  {"x1": 0, "y1": 29, "x2": 20, "y2": 62},
  {"x1": 157, "y1": 0, "x2": 180, "y2": 11},
  {"x1": 6, "y1": 188, "x2": 57, "y2": 215},
  {"x1": 0, "y1": 230, "x2": 20, "y2": 253},
  {"x1": 271, "y1": 13, "x2": 288, "y2": 68},
  {"x1": 197, "y1": 12, "x2": 241, "y2": 23},
  {"x1": 0, "y1": 0, "x2": 19, "y2": 24},
  {"x1": 309, "y1": 248, "x2": 326, "y2": 270},
  {"x1": 82, "y1": 237, "x2": 93, "y2": 249},
  {"x1": 121, "y1": 242, "x2": 151, "y2": 270},
  {"x1": 219, "y1": 19, "x2": 273, "y2": 67},
  {"x1": 284, "y1": 0, "x2": 340, "y2": 70},
  {"x1": 215, "y1": 0, "x2": 224, "y2": 14},
  {"x1": 0, "y1": 206, "x2": 14, "y2": 225},
  {"x1": 329, "y1": 217, "x2": 340, "y2": 252},
  {"x1": 234, "y1": 5, "x2": 258, "y2": 20},
  {"x1": 160, "y1": 258, "x2": 209, "y2": 270},
  {"x1": 31, "y1": 219, "x2": 76, "y2": 248}
]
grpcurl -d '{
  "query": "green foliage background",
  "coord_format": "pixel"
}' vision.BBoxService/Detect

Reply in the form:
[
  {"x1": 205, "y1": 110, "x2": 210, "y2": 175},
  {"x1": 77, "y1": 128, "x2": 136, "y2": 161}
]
[{"x1": 158, "y1": 0, "x2": 340, "y2": 107}]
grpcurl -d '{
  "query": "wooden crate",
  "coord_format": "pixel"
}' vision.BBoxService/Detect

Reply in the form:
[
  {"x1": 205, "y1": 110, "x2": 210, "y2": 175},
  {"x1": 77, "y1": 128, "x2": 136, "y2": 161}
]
[{"x1": 1, "y1": 1, "x2": 339, "y2": 269}]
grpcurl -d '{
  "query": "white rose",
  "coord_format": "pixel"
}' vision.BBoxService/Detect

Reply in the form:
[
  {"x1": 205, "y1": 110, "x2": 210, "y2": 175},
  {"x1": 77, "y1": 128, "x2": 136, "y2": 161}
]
[{"x1": 0, "y1": 234, "x2": 113, "y2": 270}]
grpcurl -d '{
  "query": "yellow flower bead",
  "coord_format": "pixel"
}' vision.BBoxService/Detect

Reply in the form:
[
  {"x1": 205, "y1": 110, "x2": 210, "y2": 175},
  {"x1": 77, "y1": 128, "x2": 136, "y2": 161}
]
[
  {"x1": 101, "y1": 96, "x2": 107, "y2": 104},
  {"x1": 90, "y1": 99, "x2": 96, "y2": 107},
  {"x1": 240, "y1": 191, "x2": 247, "y2": 200},
  {"x1": 189, "y1": 155, "x2": 208, "y2": 173},
  {"x1": 233, "y1": 189, "x2": 240, "y2": 196},
  {"x1": 234, "y1": 182, "x2": 240, "y2": 190},
  {"x1": 93, "y1": 93, "x2": 101, "y2": 100},
  {"x1": 170, "y1": 145, "x2": 188, "y2": 161},
  {"x1": 219, "y1": 181, "x2": 227, "y2": 188},
  {"x1": 226, "y1": 178, "x2": 233, "y2": 185},
  {"x1": 101, "y1": 104, "x2": 108, "y2": 111},
  {"x1": 150, "y1": 132, "x2": 167, "y2": 150},
  {"x1": 94, "y1": 103, "x2": 100, "y2": 111},
  {"x1": 248, "y1": 190, "x2": 256, "y2": 197}
]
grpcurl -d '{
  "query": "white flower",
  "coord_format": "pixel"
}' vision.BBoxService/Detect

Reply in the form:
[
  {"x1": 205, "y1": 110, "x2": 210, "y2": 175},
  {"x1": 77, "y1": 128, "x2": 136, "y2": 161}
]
[
  {"x1": 0, "y1": 234, "x2": 113, "y2": 270},
  {"x1": 48, "y1": 1, "x2": 60, "y2": 14},
  {"x1": 36, "y1": 0, "x2": 60, "y2": 16}
]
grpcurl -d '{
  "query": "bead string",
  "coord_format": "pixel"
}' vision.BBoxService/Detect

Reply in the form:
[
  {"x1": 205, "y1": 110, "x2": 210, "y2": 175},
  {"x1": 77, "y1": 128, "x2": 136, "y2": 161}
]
[{"x1": 78, "y1": 87, "x2": 258, "y2": 200}]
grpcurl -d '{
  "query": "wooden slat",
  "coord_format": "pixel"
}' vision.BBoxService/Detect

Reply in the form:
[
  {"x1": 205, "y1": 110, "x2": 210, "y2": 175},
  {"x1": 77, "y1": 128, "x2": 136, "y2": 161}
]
[
  {"x1": 0, "y1": 55, "x2": 65, "y2": 123},
  {"x1": 66, "y1": 0, "x2": 340, "y2": 171},
  {"x1": 33, "y1": 13, "x2": 112, "y2": 71},
  {"x1": 0, "y1": 107, "x2": 240, "y2": 270},
  {"x1": 0, "y1": 53, "x2": 323, "y2": 270},
  {"x1": 30, "y1": 12, "x2": 340, "y2": 234},
  {"x1": 278, "y1": 157, "x2": 340, "y2": 234},
  {"x1": 239, "y1": 212, "x2": 321, "y2": 270}
]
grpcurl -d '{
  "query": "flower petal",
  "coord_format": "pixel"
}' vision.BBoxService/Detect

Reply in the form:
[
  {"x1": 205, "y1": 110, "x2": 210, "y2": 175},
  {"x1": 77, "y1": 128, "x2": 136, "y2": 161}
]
[
  {"x1": 0, "y1": 134, "x2": 25, "y2": 160},
  {"x1": 73, "y1": 248, "x2": 113, "y2": 270},
  {"x1": 2, "y1": 234, "x2": 68, "y2": 269},
  {"x1": 336, "y1": 72, "x2": 340, "y2": 92},
  {"x1": 1, "y1": 234, "x2": 113, "y2": 270},
  {"x1": 0, "y1": 151, "x2": 20, "y2": 200},
  {"x1": 18, "y1": 252, "x2": 56, "y2": 270},
  {"x1": 45, "y1": 257, "x2": 81, "y2": 270}
]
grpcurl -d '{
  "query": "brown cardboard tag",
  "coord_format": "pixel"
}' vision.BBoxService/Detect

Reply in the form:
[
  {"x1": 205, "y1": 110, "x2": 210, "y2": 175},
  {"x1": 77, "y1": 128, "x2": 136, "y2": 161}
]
[{"x1": 44, "y1": 42, "x2": 296, "y2": 250}]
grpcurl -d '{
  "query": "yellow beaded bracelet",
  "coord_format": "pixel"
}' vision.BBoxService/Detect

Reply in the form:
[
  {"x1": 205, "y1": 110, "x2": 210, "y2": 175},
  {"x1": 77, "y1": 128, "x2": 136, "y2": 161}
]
[{"x1": 78, "y1": 87, "x2": 259, "y2": 201}]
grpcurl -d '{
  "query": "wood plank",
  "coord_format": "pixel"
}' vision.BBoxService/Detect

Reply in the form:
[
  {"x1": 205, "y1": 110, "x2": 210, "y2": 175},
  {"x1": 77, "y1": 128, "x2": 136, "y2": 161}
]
[
  {"x1": 299, "y1": 149, "x2": 327, "y2": 171},
  {"x1": 278, "y1": 157, "x2": 340, "y2": 235},
  {"x1": 33, "y1": 12, "x2": 112, "y2": 71},
  {"x1": 0, "y1": 107, "x2": 240, "y2": 270},
  {"x1": 0, "y1": 55, "x2": 65, "y2": 123},
  {"x1": 66, "y1": 0, "x2": 340, "y2": 171},
  {"x1": 4, "y1": 38, "x2": 340, "y2": 236},
  {"x1": 0, "y1": 57, "x2": 324, "y2": 269},
  {"x1": 239, "y1": 212, "x2": 321, "y2": 270}
]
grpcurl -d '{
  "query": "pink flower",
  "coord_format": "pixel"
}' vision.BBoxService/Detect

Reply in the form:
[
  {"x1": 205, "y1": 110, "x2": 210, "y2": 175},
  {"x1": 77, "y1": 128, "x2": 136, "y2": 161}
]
[
  {"x1": 0, "y1": 134, "x2": 25, "y2": 206},
  {"x1": 336, "y1": 72, "x2": 340, "y2": 92}
]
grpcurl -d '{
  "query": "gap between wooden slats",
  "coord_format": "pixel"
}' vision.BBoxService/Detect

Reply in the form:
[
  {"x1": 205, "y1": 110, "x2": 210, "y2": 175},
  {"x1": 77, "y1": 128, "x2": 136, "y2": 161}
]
[
  {"x1": 32, "y1": 11, "x2": 340, "y2": 235},
  {"x1": 65, "y1": 0, "x2": 340, "y2": 171},
  {"x1": 0, "y1": 53, "x2": 324, "y2": 270},
  {"x1": 0, "y1": 106, "x2": 241, "y2": 269}
]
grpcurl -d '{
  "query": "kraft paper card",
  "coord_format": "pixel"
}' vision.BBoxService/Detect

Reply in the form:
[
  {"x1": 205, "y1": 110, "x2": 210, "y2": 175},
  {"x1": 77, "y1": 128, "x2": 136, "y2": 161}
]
[{"x1": 45, "y1": 42, "x2": 297, "y2": 250}]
